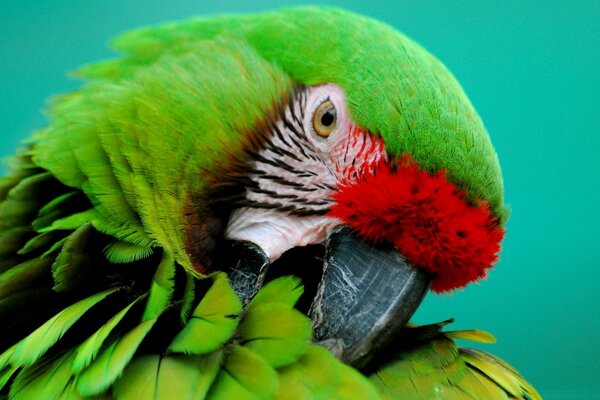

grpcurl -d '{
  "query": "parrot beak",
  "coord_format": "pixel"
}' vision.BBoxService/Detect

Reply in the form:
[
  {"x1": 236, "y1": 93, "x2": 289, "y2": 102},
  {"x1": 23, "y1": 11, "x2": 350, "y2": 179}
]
[
  {"x1": 221, "y1": 226, "x2": 432, "y2": 369},
  {"x1": 308, "y1": 227, "x2": 432, "y2": 368},
  {"x1": 218, "y1": 240, "x2": 270, "y2": 306}
]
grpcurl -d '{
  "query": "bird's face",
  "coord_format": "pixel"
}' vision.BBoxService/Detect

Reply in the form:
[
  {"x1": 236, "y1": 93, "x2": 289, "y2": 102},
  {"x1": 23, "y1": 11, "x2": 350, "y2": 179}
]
[
  {"x1": 219, "y1": 83, "x2": 504, "y2": 368},
  {"x1": 226, "y1": 84, "x2": 386, "y2": 259}
]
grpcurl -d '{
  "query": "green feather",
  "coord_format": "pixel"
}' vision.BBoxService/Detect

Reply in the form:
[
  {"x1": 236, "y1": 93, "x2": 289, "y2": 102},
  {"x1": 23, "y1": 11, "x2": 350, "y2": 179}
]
[
  {"x1": 248, "y1": 275, "x2": 303, "y2": 307},
  {"x1": 32, "y1": 191, "x2": 81, "y2": 231},
  {"x1": 445, "y1": 367, "x2": 493, "y2": 399},
  {"x1": 7, "y1": 288, "x2": 118, "y2": 367},
  {"x1": 9, "y1": 350, "x2": 79, "y2": 400},
  {"x1": 446, "y1": 329, "x2": 496, "y2": 344},
  {"x1": 36, "y1": 191, "x2": 79, "y2": 218},
  {"x1": 230, "y1": 276, "x2": 310, "y2": 369},
  {"x1": 179, "y1": 272, "x2": 196, "y2": 323},
  {"x1": 460, "y1": 349, "x2": 530, "y2": 398},
  {"x1": 238, "y1": 302, "x2": 311, "y2": 368},
  {"x1": 0, "y1": 199, "x2": 40, "y2": 230},
  {"x1": 0, "y1": 365, "x2": 18, "y2": 392},
  {"x1": 75, "y1": 141, "x2": 144, "y2": 238},
  {"x1": 335, "y1": 363, "x2": 381, "y2": 400},
  {"x1": 76, "y1": 318, "x2": 157, "y2": 396},
  {"x1": 113, "y1": 352, "x2": 222, "y2": 400},
  {"x1": 0, "y1": 228, "x2": 30, "y2": 257},
  {"x1": 207, "y1": 345, "x2": 277, "y2": 400},
  {"x1": 51, "y1": 223, "x2": 95, "y2": 292},
  {"x1": 168, "y1": 273, "x2": 241, "y2": 355},
  {"x1": 34, "y1": 36, "x2": 293, "y2": 269},
  {"x1": 42, "y1": 237, "x2": 68, "y2": 257},
  {"x1": 71, "y1": 295, "x2": 146, "y2": 374},
  {"x1": 49, "y1": 6, "x2": 506, "y2": 223},
  {"x1": 409, "y1": 337, "x2": 458, "y2": 375},
  {"x1": 0, "y1": 155, "x2": 38, "y2": 203},
  {"x1": 0, "y1": 8, "x2": 540, "y2": 398},
  {"x1": 368, "y1": 324, "x2": 541, "y2": 400},
  {"x1": 0, "y1": 288, "x2": 55, "y2": 352},
  {"x1": 142, "y1": 252, "x2": 174, "y2": 321},
  {"x1": 6, "y1": 172, "x2": 52, "y2": 200},
  {"x1": 275, "y1": 344, "x2": 380, "y2": 400},
  {"x1": 17, "y1": 231, "x2": 63, "y2": 256},
  {"x1": 460, "y1": 367, "x2": 511, "y2": 399},
  {"x1": 38, "y1": 210, "x2": 97, "y2": 233},
  {"x1": 103, "y1": 240, "x2": 154, "y2": 264},
  {"x1": 0, "y1": 344, "x2": 16, "y2": 372},
  {"x1": 274, "y1": 373, "x2": 312, "y2": 400},
  {"x1": 275, "y1": 345, "x2": 344, "y2": 400},
  {"x1": 0, "y1": 257, "x2": 52, "y2": 300}
]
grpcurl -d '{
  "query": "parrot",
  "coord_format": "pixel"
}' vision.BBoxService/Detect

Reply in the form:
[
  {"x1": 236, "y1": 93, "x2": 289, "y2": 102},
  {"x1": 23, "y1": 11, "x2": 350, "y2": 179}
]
[{"x1": 0, "y1": 6, "x2": 541, "y2": 400}]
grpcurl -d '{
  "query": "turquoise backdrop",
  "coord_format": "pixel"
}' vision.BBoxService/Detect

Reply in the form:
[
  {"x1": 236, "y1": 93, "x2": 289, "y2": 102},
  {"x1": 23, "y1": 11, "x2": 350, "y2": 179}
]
[{"x1": 1, "y1": 1, "x2": 598, "y2": 398}]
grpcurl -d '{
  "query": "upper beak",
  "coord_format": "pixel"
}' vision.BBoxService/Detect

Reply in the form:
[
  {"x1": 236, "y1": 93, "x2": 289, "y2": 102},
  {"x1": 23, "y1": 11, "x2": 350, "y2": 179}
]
[
  {"x1": 308, "y1": 227, "x2": 432, "y2": 368},
  {"x1": 221, "y1": 226, "x2": 432, "y2": 369}
]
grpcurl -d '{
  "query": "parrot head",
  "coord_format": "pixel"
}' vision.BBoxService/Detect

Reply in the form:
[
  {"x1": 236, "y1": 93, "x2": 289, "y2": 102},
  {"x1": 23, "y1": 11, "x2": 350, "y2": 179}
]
[
  {"x1": 35, "y1": 6, "x2": 506, "y2": 370},
  {"x1": 217, "y1": 80, "x2": 505, "y2": 367},
  {"x1": 201, "y1": 8, "x2": 507, "y2": 367}
]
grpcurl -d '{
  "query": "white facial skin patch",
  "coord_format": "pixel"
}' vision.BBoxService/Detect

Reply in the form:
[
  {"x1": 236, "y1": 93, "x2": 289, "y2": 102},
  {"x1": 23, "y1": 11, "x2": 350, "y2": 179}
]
[
  {"x1": 226, "y1": 208, "x2": 339, "y2": 261},
  {"x1": 225, "y1": 84, "x2": 386, "y2": 261}
]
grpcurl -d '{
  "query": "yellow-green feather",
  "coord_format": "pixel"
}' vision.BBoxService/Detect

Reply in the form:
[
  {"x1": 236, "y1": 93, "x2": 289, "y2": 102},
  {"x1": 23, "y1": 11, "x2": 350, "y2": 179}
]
[
  {"x1": 0, "y1": 7, "x2": 532, "y2": 399},
  {"x1": 369, "y1": 323, "x2": 541, "y2": 400},
  {"x1": 30, "y1": 6, "x2": 506, "y2": 278},
  {"x1": 34, "y1": 38, "x2": 293, "y2": 270},
  {"x1": 76, "y1": 6, "x2": 507, "y2": 222},
  {"x1": 168, "y1": 273, "x2": 242, "y2": 356}
]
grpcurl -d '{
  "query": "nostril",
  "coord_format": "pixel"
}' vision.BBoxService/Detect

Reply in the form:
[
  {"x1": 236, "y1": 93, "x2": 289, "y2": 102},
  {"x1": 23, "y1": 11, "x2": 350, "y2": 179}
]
[{"x1": 265, "y1": 244, "x2": 325, "y2": 314}]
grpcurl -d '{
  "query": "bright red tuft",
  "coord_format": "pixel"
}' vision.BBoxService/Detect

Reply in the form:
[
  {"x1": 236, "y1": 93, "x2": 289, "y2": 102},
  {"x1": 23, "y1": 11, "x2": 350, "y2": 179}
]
[{"x1": 329, "y1": 157, "x2": 504, "y2": 293}]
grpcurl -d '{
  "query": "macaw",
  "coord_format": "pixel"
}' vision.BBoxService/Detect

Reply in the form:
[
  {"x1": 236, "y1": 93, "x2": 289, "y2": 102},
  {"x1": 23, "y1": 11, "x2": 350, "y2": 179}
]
[{"x1": 0, "y1": 6, "x2": 540, "y2": 400}]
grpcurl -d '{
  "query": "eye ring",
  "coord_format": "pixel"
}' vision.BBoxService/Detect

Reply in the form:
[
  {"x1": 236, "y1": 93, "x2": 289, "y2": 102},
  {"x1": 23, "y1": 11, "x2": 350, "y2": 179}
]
[{"x1": 312, "y1": 100, "x2": 337, "y2": 138}]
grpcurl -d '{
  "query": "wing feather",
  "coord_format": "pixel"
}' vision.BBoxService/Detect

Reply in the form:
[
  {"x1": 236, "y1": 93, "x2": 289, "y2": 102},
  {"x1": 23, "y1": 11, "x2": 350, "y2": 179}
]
[{"x1": 368, "y1": 322, "x2": 541, "y2": 400}]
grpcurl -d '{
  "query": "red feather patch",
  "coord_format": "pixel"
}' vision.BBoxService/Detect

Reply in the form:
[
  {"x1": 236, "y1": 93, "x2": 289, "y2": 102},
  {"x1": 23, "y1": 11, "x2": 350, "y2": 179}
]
[{"x1": 329, "y1": 157, "x2": 504, "y2": 293}]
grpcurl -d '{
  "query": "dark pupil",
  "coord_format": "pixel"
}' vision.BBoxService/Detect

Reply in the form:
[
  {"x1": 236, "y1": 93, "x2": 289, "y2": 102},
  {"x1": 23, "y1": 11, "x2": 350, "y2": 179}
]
[{"x1": 320, "y1": 109, "x2": 335, "y2": 126}]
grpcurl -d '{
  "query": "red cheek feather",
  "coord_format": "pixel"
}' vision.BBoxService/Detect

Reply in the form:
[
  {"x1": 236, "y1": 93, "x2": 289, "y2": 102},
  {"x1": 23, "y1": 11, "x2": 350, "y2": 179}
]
[{"x1": 328, "y1": 157, "x2": 505, "y2": 293}]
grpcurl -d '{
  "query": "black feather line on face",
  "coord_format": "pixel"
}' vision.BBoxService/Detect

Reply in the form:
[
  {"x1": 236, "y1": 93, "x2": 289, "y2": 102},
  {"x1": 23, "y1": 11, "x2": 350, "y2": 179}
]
[
  {"x1": 206, "y1": 85, "x2": 335, "y2": 218},
  {"x1": 184, "y1": 85, "x2": 332, "y2": 272}
]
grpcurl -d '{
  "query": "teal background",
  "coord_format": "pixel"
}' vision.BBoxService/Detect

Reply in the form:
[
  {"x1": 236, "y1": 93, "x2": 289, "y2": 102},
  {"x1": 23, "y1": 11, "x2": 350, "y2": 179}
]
[{"x1": 1, "y1": 1, "x2": 598, "y2": 398}]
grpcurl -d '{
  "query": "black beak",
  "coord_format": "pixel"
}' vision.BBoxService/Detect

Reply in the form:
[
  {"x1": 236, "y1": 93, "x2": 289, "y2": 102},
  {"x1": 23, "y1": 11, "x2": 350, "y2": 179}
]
[
  {"x1": 217, "y1": 240, "x2": 270, "y2": 306},
  {"x1": 308, "y1": 227, "x2": 432, "y2": 368},
  {"x1": 221, "y1": 227, "x2": 432, "y2": 368}
]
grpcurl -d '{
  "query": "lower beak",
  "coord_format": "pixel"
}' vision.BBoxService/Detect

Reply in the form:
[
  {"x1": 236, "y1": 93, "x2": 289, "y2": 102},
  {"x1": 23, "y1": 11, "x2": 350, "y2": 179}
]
[
  {"x1": 309, "y1": 227, "x2": 432, "y2": 368},
  {"x1": 219, "y1": 240, "x2": 270, "y2": 306},
  {"x1": 222, "y1": 226, "x2": 432, "y2": 369}
]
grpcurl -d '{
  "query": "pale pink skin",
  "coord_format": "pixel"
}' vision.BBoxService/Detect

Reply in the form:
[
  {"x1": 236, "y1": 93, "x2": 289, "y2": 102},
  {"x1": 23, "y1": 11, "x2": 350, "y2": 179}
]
[{"x1": 225, "y1": 84, "x2": 386, "y2": 260}]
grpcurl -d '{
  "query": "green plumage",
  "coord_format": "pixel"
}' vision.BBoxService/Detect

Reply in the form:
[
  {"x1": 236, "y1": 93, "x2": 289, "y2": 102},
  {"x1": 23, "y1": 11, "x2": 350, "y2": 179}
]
[
  {"x1": 31, "y1": 6, "x2": 506, "y2": 272},
  {"x1": 0, "y1": 164, "x2": 539, "y2": 398},
  {"x1": 0, "y1": 6, "x2": 533, "y2": 399}
]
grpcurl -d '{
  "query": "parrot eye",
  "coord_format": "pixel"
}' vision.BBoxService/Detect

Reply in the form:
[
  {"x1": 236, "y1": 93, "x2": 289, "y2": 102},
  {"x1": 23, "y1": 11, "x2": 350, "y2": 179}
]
[{"x1": 312, "y1": 100, "x2": 337, "y2": 138}]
